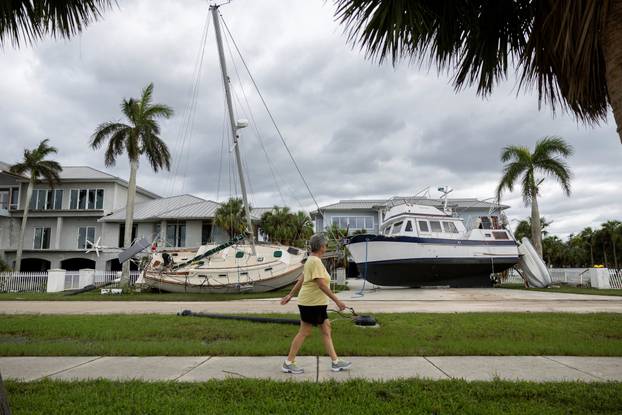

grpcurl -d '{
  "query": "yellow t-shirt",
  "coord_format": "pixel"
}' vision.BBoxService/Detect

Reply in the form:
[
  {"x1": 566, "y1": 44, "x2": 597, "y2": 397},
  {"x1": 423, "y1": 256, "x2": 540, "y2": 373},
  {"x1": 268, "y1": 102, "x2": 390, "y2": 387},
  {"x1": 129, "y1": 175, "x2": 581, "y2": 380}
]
[{"x1": 297, "y1": 255, "x2": 330, "y2": 306}]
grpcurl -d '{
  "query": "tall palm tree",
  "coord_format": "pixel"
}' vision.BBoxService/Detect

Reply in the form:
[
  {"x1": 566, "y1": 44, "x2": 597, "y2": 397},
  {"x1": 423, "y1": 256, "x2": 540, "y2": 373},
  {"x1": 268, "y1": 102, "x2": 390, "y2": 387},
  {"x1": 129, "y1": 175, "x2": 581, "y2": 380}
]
[
  {"x1": 334, "y1": 1, "x2": 622, "y2": 144},
  {"x1": 214, "y1": 198, "x2": 248, "y2": 239},
  {"x1": 0, "y1": 0, "x2": 113, "y2": 47},
  {"x1": 10, "y1": 139, "x2": 62, "y2": 273},
  {"x1": 90, "y1": 83, "x2": 173, "y2": 286},
  {"x1": 579, "y1": 227, "x2": 596, "y2": 266},
  {"x1": 496, "y1": 136, "x2": 573, "y2": 257}
]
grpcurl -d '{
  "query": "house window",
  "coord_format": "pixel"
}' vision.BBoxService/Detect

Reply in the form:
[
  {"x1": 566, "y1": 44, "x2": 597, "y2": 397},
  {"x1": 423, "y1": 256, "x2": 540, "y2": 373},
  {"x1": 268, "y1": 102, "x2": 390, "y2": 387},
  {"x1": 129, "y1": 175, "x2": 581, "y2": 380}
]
[
  {"x1": 118, "y1": 224, "x2": 138, "y2": 247},
  {"x1": 78, "y1": 227, "x2": 95, "y2": 249},
  {"x1": 70, "y1": 188, "x2": 104, "y2": 210},
  {"x1": 442, "y1": 221, "x2": 459, "y2": 233},
  {"x1": 330, "y1": 216, "x2": 374, "y2": 230},
  {"x1": 10, "y1": 188, "x2": 19, "y2": 209},
  {"x1": 429, "y1": 221, "x2": 442, "y2": 232},
  {"x1": 29, "y1": 189, "x2": 63, "y2": 210},
  {"x1": 166, "y1": 221, "x2": 186, "y2": 247},
  {"x1": 418, "y1": 221, "x2": 429, "y2": 232},
  {"x1": 54, "y1": 189, "x2": 63, "y2": 209},
  {"x1": 96, "y1": 189, "x2": 104, "y2": 209},
  {"x1": 201, "y1": 221, "x2": 213, "y2": 245},
  {"x1": 33, "y1": 227, "x2": 51, "y2": 249},
  {"x1": 0, "y1": 190, "x2": 8, "y2": 210}
]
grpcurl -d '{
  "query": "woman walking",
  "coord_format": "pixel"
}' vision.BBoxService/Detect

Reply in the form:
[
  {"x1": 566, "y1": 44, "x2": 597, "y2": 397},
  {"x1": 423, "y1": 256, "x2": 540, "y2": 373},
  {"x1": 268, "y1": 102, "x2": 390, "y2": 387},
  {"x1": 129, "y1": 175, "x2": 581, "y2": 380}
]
[{"x1": 280, "y1": 233, "x2": 352, "y2": 374}]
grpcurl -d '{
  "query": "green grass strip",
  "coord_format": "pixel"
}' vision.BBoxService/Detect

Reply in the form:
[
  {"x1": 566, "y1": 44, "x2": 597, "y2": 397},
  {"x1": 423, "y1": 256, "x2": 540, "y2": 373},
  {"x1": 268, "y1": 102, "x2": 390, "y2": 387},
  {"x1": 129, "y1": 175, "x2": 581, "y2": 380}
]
[
  {"x1": 5, "y1": 379, "x2": 622, "y2": 415},
  {"x1": 1, "y1": 313, "x2": 621, "y2": 356}
]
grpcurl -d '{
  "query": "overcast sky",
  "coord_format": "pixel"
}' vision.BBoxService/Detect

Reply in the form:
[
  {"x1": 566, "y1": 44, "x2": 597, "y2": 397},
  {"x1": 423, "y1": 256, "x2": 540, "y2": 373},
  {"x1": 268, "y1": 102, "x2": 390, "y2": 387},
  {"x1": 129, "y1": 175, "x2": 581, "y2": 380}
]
[{"x1": 1, "y1": 0, "x2": 620, "y2": 238}]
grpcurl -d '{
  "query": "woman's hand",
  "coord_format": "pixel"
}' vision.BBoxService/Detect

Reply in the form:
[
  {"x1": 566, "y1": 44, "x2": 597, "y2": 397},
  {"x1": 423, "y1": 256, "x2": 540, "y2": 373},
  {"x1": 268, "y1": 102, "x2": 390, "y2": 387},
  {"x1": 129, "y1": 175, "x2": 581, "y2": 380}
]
[
  {"x1": 335, "y1": 299, "x2": 347, "y2": 311},
  {"x1": 280, "y1": 293, "x2": 293, "y2": 305}
]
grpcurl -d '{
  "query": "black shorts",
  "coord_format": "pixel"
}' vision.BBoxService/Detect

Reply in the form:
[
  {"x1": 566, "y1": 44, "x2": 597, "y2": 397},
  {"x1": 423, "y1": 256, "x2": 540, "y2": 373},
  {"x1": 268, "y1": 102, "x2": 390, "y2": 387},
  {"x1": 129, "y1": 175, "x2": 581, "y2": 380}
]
[{"x1": 298, "y1": 305, "x2": 328, "y2": 326}]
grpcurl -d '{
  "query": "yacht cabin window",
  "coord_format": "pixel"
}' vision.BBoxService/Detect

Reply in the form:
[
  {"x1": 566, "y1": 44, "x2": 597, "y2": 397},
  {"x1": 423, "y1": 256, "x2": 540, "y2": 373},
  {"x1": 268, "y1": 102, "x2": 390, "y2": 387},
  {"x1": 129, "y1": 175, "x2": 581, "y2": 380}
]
[
  {"x1": 405, "y1": 221, "x2": 413, "y2": 232},
  {"x1": 391, "y1": 221, "x2": 403, "y2": 234},
  {"x1": 442, "y1": 221, "x2": 459, "y2": 233},
  {"x1": 417, "y1": 221, "x2": 429, "y2": 232},
  {"x1": 429, "y1": 221, "x2": 442, "y2": 232},
  {"x1": 384, "y1": 227, "x2": 390, "y2": 235}
]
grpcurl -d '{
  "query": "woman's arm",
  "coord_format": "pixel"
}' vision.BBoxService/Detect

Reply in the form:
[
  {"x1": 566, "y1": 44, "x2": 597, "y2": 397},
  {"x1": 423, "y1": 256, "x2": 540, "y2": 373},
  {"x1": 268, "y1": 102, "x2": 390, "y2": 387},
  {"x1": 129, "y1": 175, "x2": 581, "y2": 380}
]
[
  {"x1": 315, "y1": 278, "x2": 346, "y2": 310},
  {"x1": 280, "y1": 275, "x2": 303, "y2": 305}
]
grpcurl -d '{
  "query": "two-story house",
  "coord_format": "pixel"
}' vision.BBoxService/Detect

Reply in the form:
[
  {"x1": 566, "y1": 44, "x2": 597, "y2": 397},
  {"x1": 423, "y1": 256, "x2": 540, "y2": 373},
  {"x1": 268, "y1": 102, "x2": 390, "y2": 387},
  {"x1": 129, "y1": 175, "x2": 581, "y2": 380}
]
[{"x1": 0, "y1": 165, "x2": 159, "y2": 271}]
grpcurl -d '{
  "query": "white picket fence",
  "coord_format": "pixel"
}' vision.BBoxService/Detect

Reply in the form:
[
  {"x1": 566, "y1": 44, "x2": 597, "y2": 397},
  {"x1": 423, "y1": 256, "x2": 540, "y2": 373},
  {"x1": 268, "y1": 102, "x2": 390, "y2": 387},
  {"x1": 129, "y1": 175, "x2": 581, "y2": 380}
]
[
  {"x1": 505, "y1": 267, "x2": 622, "y2": 289},
  {"x1": 1, "y1": 270, "x2": 142, "y2": 293},
  {"x1": 0, "y1": 272, "x2": 48, "y2": 293}
]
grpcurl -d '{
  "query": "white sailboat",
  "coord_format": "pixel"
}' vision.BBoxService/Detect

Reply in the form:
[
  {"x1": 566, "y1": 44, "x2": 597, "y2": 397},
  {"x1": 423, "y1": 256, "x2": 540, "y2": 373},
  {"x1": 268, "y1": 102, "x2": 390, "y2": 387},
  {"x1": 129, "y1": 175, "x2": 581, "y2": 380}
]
[{"x1": 142, "y1": 4, "x2": 305, "y2": 293}]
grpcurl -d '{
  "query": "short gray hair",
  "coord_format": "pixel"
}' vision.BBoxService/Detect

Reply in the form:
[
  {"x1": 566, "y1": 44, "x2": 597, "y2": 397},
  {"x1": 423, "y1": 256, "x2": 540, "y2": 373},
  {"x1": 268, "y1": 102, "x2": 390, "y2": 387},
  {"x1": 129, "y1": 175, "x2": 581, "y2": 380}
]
[{"x1": 309, "y1": 233, "x2": 327, "y2": 252}]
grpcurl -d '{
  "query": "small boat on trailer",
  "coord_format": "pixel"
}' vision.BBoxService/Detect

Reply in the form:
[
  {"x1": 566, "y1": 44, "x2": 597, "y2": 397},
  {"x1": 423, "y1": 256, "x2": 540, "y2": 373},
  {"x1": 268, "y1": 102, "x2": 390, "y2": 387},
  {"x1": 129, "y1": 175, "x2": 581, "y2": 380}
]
[{"x1": 347, "y1": 203, "x2": 520, "y2": 287}]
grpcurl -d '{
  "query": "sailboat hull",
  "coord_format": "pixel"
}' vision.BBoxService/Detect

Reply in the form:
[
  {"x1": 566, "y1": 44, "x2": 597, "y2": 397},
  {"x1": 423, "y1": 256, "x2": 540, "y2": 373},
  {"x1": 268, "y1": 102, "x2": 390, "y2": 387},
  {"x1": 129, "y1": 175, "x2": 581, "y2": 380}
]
[{"x1": 142, "y1": 264, "x2": 303, "y2": 293}]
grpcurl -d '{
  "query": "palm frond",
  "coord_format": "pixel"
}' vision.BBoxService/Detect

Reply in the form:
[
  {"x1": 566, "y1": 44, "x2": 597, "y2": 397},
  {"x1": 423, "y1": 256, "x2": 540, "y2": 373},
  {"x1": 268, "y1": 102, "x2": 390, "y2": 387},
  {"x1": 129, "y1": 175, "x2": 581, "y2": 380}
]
[
  {"x1": 496, "y1": 160, "x2": 527, "y2": 201},
  {"x1": 0, "y1": 0, "x2": 114, "y2": 47},
  {"x1": 536, "y1": 158, "x2": 573, "y2": 196},
  {"x1": 104, "y1": 129, "x2": 128, "y2": 167},
  {"x1": 143, "y1": 104, "x2": 174, "y2": 120},
  {"x1": 532, "y1": 136, "x2": 574, "y2": 163},
  {"x1": 90, "y1": 122, "x2": 128, "y2": 149}
]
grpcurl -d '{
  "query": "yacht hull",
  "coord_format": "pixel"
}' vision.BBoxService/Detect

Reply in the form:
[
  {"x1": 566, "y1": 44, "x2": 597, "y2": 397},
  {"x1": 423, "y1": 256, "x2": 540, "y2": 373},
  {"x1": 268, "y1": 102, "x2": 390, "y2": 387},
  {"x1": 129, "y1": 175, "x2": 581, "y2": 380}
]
[{"x1": 348, "y1": 235, "x2": 519, "y2": 287}]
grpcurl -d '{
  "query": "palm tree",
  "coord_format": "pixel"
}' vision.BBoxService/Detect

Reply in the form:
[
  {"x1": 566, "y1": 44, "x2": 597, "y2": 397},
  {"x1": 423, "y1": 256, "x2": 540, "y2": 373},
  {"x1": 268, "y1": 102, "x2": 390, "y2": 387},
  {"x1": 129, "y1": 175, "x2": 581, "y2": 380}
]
[
  {"x1": 0, "y1": 0, "x2": 113, "y2": 47},
  {"x1": 290, "y1": 211, "x2": 314, "y2": 247},
  {"x1": 579, "y1": 227, "x2": 596, "y2": 266},
  {"x1": 90, "y1": 83, "x2": 173, "y2": 287},
  {"x1": 10, "y1": 139, "x2": 62, "y2": 273},
  {"x1": 513, "y1": 217, "x2": 550, "y2": 242},
  {"x1": 215, "y1": 198, "x2": 248, "y2": 239},
  {"x1": 602, "y1": 220, "x2": 621, "y2": 269},
  {"x1": 496, "y1": 137, "x2": 573, "y2": 257},
  {"x1": 334, "y1": 1, "x2": 622, "y2": 144}
]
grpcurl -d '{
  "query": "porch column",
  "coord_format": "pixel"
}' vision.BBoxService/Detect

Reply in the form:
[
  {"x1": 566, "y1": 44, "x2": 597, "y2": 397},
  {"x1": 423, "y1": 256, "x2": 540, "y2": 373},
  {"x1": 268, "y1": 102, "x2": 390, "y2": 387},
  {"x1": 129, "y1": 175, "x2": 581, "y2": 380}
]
[{"x1": 55, "y1": 217, "x2": 63, "y2": 249}]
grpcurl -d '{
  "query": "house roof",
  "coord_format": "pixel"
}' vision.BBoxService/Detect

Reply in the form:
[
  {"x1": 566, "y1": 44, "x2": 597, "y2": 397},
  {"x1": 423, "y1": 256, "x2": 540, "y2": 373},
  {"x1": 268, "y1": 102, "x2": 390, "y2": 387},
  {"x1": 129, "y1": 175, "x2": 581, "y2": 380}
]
[
  {"x1": 313, "y1": 196, "x2": 508, "y2": 216},
  {"x1": 2, "y1": 164, "x2": 160, "y2": 199},
  {"x1": 100, "y1": 196, "x2": 267, "y2": 222}
]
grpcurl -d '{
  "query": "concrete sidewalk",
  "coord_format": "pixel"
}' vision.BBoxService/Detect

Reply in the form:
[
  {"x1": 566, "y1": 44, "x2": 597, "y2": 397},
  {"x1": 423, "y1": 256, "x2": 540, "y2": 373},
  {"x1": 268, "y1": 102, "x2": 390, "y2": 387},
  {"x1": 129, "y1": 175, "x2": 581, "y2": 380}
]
[
  {"x1": 2, "y1": 356, "x2": 621, "y2": 383},
  {"x1": 2, "y1": 287, "x2": 622, "y2": 314}
]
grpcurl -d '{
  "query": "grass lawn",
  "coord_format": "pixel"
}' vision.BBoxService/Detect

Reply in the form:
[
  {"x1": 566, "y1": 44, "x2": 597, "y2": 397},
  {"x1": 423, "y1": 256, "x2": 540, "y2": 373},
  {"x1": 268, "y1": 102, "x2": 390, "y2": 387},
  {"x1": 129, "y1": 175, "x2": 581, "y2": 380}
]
[
  {"x1": 1, "y1": 313, "x2": 621, "y2": 356},
  {"x1": 500, "y1": 284, "x2": 622, "y2": 297},
  {"x1": 5, "y1": 379, "x2": 622, "y2": 415}
]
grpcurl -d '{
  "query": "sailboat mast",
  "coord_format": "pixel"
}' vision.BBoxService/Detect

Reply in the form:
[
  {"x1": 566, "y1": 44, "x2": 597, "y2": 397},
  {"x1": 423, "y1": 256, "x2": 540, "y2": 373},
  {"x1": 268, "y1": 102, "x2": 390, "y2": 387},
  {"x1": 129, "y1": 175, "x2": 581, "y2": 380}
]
[{"x1": 211, "y1": 4, "x2": 256, "y2": 255}]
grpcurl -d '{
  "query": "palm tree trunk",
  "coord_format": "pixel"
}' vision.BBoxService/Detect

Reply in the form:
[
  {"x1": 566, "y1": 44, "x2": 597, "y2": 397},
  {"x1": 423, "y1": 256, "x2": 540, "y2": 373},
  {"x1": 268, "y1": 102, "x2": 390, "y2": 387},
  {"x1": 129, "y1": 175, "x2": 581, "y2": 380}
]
[
  {"x1": 121, "y1": 159, "x2": 138, "y2": 288},
  {"x1": 530, "y1": 195, "x2": 543, "y2": 258},
  {"x1": 14, "y1": 179, "x2": 34, "y2": 273},
  {"x1": 590, "y1": 243, "x2": 594, "y2": 266},
  {"x1": 602, "y1": 0, "x2": 622, "y2": 144}
]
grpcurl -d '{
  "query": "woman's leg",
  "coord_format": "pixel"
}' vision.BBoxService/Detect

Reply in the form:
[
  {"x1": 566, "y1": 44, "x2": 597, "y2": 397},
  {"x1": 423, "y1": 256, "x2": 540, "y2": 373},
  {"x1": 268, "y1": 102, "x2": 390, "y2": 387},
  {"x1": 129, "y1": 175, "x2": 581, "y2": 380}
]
[
  {"x1": 287, "y1": 321, "x2": 313, "y2": 361},
  {"x1": 319, "y1": 319, "x2": 338, "y2": 361}
]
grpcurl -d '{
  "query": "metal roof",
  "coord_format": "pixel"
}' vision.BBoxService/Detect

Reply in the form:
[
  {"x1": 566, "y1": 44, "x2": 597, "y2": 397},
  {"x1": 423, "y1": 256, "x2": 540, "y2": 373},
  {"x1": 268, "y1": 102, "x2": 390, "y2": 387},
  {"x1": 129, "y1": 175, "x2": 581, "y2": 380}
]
[
  {"x1": 99, "y1": 195, "x2": 217, "y2": 222},
  {"x1": 99, "y1": 196, "x2": 269, "y2": 222},
  {"x1": 315, "y1": 196, "x2": 508, "y2": 213}
]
